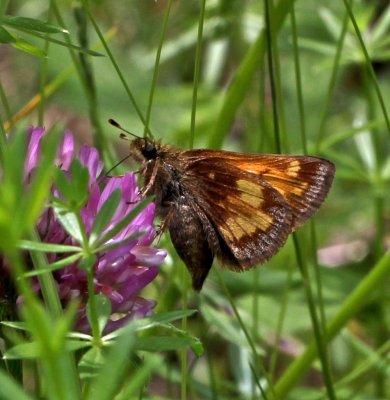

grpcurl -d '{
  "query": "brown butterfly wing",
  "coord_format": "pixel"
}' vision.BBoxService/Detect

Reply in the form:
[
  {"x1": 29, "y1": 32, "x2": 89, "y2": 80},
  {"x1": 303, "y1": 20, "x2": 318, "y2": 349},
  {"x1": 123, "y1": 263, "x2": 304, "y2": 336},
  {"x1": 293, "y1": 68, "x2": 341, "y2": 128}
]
[
  {"x1": 183, "y1": 150, "x2": 335, "y2": 230},
  {"x1": 179, "y1": 160, "x2": 294, "y2": 270},
  {"x1": 166, "y1": 197, "x2": 215, "y2": 290}
]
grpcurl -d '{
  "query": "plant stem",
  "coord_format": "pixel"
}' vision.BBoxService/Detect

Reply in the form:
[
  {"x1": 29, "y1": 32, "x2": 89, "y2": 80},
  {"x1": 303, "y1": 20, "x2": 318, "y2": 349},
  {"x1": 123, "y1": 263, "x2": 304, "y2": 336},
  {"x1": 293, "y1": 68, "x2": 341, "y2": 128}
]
[{"x1": 273, "y1": 251, "x2": 390, "y2": 399}]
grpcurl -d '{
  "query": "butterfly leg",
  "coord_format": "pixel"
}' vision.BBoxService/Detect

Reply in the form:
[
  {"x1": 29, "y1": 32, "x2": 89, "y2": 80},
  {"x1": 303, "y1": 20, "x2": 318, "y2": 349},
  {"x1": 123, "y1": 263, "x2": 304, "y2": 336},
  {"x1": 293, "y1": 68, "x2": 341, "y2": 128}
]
[
  {"x1": 154, "y1": 206, "x2": 174, "y2": 244},
  {"x1": 140, "y1": 160, "x2": 159, "y2": 197}
]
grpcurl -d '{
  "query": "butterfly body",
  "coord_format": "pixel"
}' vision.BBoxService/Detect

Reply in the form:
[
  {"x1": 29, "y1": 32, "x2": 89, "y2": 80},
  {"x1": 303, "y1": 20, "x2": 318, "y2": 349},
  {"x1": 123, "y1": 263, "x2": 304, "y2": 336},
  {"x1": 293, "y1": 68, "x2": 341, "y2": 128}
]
[{"x1": 131, "y1": 137, "x2": 335, "y2": 291}]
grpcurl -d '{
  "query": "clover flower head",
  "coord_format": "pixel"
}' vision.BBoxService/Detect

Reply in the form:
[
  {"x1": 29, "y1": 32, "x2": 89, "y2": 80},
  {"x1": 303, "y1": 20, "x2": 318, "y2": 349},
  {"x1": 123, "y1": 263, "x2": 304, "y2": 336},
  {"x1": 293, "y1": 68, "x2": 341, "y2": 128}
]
[{"x1": 24, "y1": 127, "x2": 166, "y2": 332}]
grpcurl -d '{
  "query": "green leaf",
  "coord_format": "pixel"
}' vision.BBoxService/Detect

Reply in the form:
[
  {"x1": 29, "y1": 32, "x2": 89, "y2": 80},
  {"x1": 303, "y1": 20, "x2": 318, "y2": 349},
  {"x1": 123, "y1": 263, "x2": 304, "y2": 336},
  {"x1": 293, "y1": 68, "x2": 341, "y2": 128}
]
[
  {"x1": 17, "y1": 300, "x2": 81, "y2": 399},
  {"x1": 87, "y1": 294, "x2": 111, "y2": 336},
  {"x1": 370, "y1": 4, "x2": 390, "y2": 43},
  {"x1": 0, "y1": 25, "x2": 15, "y2": 43},
  {"x1": 79, "y1": 347, "x2": 105, "y2": 381},
  {"x1": 295, "y1": 37, "x2": 338, "y2": 57},
  {"x1": 146, "y1": 309, "x2": 197, "y2": 322},
  {"x1": 134, "y1": 309, "x2": 197, "y2": 331},
  {"x1": 11, "y1": 35, "x2": 46, "y2": 57},
  {"x1": 2, "y1": 15, "x2": 67, "y2": 34},
  {"x1": 115, "y1": 355, "x2": 160, "y2": 400},
  {"x1": 0, "y1": 321, "x2": 28, "y2": 331},
  {"x1": 89, "y1": 189, "x2": 121, "y2": 245},
  {"x1": 2, "y1": 16, "x2": 103, "y2": 57},
  {"x1": 85, "y1": 325, "x2": 137, "y2": 400},
  {"x1": 0, "y1": 370, "x2": 33, "y2": 400},
  {"x1": 104, "y1": 309, "x2": 197, "y2": 340},
  {"x1": 70, "y1": 159, "x2": 90, "y2": 202},
  {"x1": 31, "y1": 31, "x2": 104, "y2": 56},
  {"x1": 4, "y1": 342, "x2": 40, "y2": 360},
  {"x1": 201, "y1": 302, "x2": 263, "y2": 353},
  {"x1": 64, "y1": 339, "x2": 91, "y2": 353},
  {"x1": 18, "y1": 239, "x2": 81, "y2": 253},
  {"x1": 319, "y1": 7, "x2": 343, "y2": 40},
  {"x1": 54, "y1": 170, "x2": 73, "y2": 201},
  {"x1": 54, "y1": 159, "x2": 89, "y2": 208},
  {"x1": 133, "y1": 335, "x2": 202, "y2": 353},
  {"x1": 381, "y1": 156, "x2": 390, "y2": 179},
  {"x1": 138, "y1": 320, "x2": 203, "y2": 354},
  {"x1": 23, "y1": 253, "x2": 82, "y2": 277},
  {"x1": 52, "y1": 207, "x2": 84, "y2": 243},
  {"x1": 0, "y1": 129, "x2": 26, "y2": 248},
  {"x1": 93, "y1": 197, "x2": 153, "y2": 248}
]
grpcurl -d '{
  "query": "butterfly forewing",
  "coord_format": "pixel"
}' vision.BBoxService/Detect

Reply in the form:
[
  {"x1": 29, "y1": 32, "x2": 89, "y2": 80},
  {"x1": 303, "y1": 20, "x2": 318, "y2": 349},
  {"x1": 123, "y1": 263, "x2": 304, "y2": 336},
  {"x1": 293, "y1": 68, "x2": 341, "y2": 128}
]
[
  {"x1": 225, "y1": 155, "x2": 335, "y2": 228},
  {"x1": 183, "y1": 150, "x2": 335, "y2": 229}
]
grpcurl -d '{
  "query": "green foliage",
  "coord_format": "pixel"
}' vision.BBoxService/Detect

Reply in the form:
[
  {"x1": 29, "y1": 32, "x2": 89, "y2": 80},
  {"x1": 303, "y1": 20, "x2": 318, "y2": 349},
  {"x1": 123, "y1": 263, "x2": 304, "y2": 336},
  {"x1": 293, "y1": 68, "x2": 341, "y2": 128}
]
[
  {"x1": 0, "y1": 13, "x2": 103, "y2": 57},
  {"x1": 1, "y1": 0, "x2": 390, "y2": 399}
]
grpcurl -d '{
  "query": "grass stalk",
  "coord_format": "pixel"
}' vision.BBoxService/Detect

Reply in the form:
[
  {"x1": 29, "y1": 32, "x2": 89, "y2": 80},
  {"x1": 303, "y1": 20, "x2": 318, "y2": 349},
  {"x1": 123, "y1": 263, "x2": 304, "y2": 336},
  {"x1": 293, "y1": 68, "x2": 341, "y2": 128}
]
[
  {"x1": 210, "y1": 0, "x2": 296, "y2": 149},
  {"x1": 144, "y1": 0, "x2": 173, "y2": 138},
  {"x1": 273, "y1": 251, "x2": 390, "y2": 398}
]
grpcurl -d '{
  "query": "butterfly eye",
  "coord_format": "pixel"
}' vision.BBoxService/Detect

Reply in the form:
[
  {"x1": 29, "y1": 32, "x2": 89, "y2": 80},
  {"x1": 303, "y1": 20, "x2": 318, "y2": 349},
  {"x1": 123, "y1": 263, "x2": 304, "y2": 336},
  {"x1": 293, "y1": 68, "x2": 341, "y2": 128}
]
[{"x1": 142, "y1": 142, "x2": 157, "y2": 159}]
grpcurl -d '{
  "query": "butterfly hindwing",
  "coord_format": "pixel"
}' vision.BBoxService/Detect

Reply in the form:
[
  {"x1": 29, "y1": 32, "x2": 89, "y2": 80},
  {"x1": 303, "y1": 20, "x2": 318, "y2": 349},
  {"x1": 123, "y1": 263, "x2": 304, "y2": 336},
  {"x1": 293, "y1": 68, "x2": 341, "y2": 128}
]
[{"x1": 180, "y1": 160, "x2": 294, "y2": 269}]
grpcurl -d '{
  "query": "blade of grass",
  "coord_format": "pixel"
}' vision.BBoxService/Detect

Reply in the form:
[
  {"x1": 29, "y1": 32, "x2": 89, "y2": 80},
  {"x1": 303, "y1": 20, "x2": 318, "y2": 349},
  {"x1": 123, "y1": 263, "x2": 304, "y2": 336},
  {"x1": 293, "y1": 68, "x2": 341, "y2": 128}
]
[
  {"x1": 180, "y1": 267, "x2": 189, "y2": 400},
  {"x1": 115, "y1": 355, "x2": 160, "y2": 400},
  {"x1": 315, "y1": 9, "x2": 349, "y2": 151},
  {"x1": 0, "y1": 79, "x2": 13, "y2": 131},
  {"x1": 180, "y1": 2, "x2": 207, "y2": 399},
  {"x1": 9, "y1": 26, "x2": 103, "y2": 56},
  {"x1": 74, "y1": 3, "x2": 107, "y2": 153},
  {"x1": 2, "y1": 15, "x2": 67, "y2": 34},
  {"x1": 268, "y1": 265, "x2": 293, "y2": 383},
  {"x1": 292, "y1": 234, "x2": 337, "y2": 400},
  {"x1": 7, "y1": 252, "x2": 81, "y2": 399},
  {"x1": 28, "y1": 229, "x2": 63, "y2": 317},
  {"x1": 82, "y1": 2, "x2": 151, "y2": 137},
  {"x1": 2, "y1": 28, "x2": 116, "y2": 133},
  {"x1": 189, "y1": 0, "x2": 206, "y2": 150},
  {"x1": 342, "y1": 0, "x2": 390, "y2": 139},
  {"x1": 214, "y1": 269, "x2": 274, "y2": 400},
  {"x1": 0, "y1": 369, "x2": 33, "y2": 400},
  {"x1": 84, "y1": 325, "x2": 137, "y2": 400},
  {"x1": 144, "y1": 0, "x2": 173, "y2": 138},
  {"x1": 209, "y1": 0, "x2": 296, "y2": 149},
  {"x1": 37, "y1": 5, "x2": 52, "y2": 126},
  {"x1": 264, "y1": 0, "x2": 282, "y2": 153},
  {"x1": 290, "y1": 5, "x2": 307, "y2": 154},
  {"x1": 341, "y1": 3, "x2": 390, "y2": 395},
  {"x1": 273, "y1": 251, "x2": 390, "y2": 399}
]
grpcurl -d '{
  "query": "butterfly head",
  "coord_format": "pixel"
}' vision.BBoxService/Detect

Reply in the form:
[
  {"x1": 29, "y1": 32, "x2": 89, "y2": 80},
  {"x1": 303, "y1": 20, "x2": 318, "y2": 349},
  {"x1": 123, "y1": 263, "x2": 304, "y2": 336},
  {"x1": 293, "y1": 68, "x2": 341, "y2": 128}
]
[
  {"x1": 130, "y1": 137, "x2": 161, "y2": 162},
  {"x1": 109, "y1": 119, "x2": 160, "y2": 162}
]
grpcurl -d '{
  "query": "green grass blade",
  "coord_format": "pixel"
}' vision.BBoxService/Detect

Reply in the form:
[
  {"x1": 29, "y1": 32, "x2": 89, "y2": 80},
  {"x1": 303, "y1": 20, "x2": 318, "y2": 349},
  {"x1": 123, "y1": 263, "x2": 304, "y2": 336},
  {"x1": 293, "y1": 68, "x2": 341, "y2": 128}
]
[
  {"x1": 209, "y1": 0, "x2": 296, "y2": 149},
  {"x1": 273, "y1": 251, "x2": 390, "y2": 398}
]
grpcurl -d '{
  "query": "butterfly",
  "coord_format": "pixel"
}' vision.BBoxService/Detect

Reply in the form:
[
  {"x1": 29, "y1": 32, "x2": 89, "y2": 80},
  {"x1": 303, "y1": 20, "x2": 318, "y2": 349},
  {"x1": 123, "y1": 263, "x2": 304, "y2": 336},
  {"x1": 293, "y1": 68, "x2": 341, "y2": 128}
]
[{"x1": 111, "y1": 120, "x2": 335, "y2": 291}]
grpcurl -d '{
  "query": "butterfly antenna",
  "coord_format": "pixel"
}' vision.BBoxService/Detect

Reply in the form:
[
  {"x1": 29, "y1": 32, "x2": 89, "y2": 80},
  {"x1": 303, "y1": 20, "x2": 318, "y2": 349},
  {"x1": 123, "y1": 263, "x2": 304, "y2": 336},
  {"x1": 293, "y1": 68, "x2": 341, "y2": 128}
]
[
  {"x1": 105, "y1": 153, "x2": 132, "y2": 176},
  {"x1": 108, "y1": 118, "x2": 140, "y2": 139}
]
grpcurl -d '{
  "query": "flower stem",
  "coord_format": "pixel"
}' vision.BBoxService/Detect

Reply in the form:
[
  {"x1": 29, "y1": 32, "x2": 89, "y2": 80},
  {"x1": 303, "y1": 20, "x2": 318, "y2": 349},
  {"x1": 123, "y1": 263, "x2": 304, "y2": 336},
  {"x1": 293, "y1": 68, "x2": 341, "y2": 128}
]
[{"x1": 87, "y1": 268, "x2": 102, "y2": 346}]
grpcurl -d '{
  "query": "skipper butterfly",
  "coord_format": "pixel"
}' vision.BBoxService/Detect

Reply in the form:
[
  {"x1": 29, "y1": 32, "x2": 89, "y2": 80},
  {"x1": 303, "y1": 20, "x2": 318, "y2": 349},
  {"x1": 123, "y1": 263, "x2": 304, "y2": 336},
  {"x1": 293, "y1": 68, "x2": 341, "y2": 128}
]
[{"x1": 111, "y1": 120, "x2": 335, "y2": 291}]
